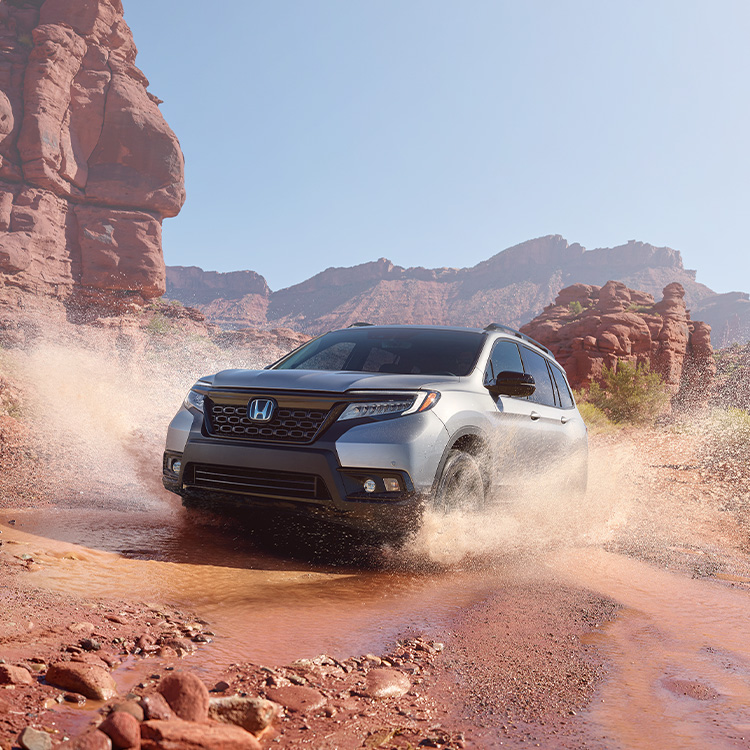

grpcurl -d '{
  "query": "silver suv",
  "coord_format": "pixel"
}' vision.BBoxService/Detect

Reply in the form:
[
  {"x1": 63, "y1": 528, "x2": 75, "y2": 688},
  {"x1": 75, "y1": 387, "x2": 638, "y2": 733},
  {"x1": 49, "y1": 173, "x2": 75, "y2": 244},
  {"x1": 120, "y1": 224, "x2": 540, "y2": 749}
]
[{"x1": 163, "y1": 324, "x2": 588, "y2": 534}]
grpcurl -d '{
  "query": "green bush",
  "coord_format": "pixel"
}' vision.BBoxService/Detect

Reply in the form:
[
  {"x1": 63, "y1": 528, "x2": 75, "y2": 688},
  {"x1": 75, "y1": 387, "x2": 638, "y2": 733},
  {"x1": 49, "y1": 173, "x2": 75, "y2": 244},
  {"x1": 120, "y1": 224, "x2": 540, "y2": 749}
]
[
  {"x1": 585, "y1": 361, "x2": 670, "y2": 425},
  {"x1": 568, "y1": 301, "x2": 583, "y2": 316},
  {"x1": 146, "y1": 313, "x2": 174, "y2": 336},
  {"x1": 574, "y1": 399, "x2": 618, "y2": 433},
  {"x1": 626, "y1": 303, "x2": 655, "y2": 314}
]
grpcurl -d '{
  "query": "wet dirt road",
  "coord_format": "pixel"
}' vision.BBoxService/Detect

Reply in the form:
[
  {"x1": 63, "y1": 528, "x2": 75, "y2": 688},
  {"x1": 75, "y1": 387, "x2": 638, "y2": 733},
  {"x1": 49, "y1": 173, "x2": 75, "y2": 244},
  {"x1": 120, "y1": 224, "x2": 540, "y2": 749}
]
[
  {"x1": 4, "y1": 471, "x2": 750, "y2": 750},
  {"x1": 3, "y1": 424, "x2": 750, "y2": 748}
]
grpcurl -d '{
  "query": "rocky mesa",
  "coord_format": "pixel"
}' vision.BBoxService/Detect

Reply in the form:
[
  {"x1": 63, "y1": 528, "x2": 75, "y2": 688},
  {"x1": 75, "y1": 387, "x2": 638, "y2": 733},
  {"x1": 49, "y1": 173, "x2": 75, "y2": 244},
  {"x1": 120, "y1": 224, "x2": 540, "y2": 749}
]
[
  {"x1": 166, "y1": 236, "x2": 750, "y2": 345},
  {"x1": 520, "y1": 280, "x2": 716, "y2": 404},
  {"x1": 0, "y1": 0, "x2": 185, "y2": 313}
]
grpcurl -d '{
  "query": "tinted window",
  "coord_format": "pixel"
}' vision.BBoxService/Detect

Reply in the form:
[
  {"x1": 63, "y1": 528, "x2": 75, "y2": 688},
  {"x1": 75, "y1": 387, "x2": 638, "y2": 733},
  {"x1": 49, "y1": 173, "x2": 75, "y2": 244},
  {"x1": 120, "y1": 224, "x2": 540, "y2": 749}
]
[
  {"x1": 273, "y1": 328, "x2": 484, "y2": 376},
  {"x1": 520, "y1": 347, "x2": 556, "y2": 406},
  {"x1": 550, "y1": 364, "x2": 574, "y2": 409},
  {"x1": 484, "y1": 340, "x2": 524, "y2": 384},
  {"x1": 297, "y1": 341, "x2": 356, "y2": 371}
]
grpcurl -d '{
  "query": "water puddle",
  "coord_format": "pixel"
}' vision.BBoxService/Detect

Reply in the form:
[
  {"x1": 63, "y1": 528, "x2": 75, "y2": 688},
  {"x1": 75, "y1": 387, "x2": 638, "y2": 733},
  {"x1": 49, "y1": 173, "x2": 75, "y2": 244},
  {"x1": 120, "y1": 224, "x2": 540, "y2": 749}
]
[
  {"x1": 554, "y1": 548, "x2": 750, "y2": 749},
  {"x1": 0, "y1": 509, "x2": 497, "y2": 667}
]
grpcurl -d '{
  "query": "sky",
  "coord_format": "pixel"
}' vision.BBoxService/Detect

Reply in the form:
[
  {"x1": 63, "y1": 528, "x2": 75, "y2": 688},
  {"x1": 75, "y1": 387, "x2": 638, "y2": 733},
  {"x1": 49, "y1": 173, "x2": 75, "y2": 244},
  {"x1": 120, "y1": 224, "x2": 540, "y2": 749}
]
[{"x1": 124, "y1": 1, "x2": 750, "y2": 294}]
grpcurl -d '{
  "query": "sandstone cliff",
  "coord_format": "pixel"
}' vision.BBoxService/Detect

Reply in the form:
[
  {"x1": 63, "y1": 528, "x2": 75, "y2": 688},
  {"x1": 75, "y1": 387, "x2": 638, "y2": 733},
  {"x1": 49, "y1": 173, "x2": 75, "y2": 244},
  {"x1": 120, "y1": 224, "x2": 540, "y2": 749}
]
[
  {"x1": 520, "y1": 281, "x2": 716, "y2": 404},
  {"x1": 167, "y1": 236, "x2": 750, "y2": 343},
  {"x1": 0, "y1": 0, "x2": 184, "y2": 313}
]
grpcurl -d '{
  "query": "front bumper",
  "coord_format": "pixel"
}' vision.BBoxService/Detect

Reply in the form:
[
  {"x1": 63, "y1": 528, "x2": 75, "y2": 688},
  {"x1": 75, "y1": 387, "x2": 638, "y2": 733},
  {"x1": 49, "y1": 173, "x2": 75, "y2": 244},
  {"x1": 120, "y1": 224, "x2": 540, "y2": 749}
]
[{"x1": 163, "y1": 407, "x2": 449, "y2": 533}]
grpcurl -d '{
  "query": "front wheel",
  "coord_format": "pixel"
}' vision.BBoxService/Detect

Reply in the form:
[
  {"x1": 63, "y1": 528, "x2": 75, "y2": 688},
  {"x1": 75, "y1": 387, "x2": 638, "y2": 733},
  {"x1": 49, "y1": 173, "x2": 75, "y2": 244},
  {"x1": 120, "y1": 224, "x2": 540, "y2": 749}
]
[{"x1": 432, "y1": 449, "x2": 486, "y2": 513}]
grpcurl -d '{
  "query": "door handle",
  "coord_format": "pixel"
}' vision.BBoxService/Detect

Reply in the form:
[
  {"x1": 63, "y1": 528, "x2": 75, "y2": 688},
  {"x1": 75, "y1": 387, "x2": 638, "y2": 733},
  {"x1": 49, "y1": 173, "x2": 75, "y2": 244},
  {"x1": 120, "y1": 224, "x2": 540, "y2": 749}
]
[
  {"x1": 561, "y1": 416, "x2": 570, "y2": 424},
  {"x1": 530, "y1": 411, "x2": 541, "y2": 421}
]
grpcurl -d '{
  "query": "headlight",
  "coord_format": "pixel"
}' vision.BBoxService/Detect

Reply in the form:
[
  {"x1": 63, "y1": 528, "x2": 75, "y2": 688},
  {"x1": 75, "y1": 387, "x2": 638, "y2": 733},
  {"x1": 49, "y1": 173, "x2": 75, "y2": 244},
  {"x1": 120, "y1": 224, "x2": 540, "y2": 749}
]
[
  {"x1": 182, "y1": 381, "x2": 210, "y2": 412},
  {"x1": 337, "y1": 391, "x2": 440, "y2": 422}
]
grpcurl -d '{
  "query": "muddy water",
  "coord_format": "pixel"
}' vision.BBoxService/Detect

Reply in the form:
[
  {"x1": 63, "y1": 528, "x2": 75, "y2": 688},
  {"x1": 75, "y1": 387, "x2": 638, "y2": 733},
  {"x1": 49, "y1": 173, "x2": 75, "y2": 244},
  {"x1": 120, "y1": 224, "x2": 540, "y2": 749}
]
[
  {"x1": 555, "y1": 548, "x2": 750, "y2": 750},
  {"x1": 6, "y1": 505, "x2": 750, "y2": 748},
  {"x1": 0, "y1": 508, "x2": 498, "y2": 667}
]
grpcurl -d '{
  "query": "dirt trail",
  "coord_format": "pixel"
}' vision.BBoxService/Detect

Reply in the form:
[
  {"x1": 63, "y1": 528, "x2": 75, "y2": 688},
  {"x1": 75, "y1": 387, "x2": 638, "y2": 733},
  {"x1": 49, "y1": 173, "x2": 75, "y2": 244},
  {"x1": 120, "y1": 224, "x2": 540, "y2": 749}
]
[{"x1": 2, "y1": 330, "x2": 750, "y2": 748}]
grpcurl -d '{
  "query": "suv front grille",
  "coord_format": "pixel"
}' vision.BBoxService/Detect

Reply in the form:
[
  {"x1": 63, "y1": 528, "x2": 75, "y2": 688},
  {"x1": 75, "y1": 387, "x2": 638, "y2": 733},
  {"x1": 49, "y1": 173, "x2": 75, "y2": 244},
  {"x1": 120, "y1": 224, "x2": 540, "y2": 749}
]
[
  {"x1": 189, "y1": 464, "x2": 330, "y2": 501},
  {"x1": 206, "y1": 402, "x2": 329, "y2": 443}
]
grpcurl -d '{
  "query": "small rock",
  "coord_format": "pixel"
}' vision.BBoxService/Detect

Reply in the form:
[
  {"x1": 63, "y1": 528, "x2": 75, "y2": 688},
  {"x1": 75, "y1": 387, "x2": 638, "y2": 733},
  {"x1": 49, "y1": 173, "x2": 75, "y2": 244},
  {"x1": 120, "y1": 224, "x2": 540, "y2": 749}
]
[
  {"x1": 98, "y1": 710, "x2": 140, "y2": 749},
  {"x1": 158, "y1": 637, "x2": 194, "y2": 657},
  {"x1": 209, "y1": 695, "x2": 279, "y2": 734},
  {"x1": 140, "y1": 719, "x2": 261, "y2": 750},
  {"x1": 158, "y1": 671, "x2": 209, "y2": 722},
  {"x1": 111, "y1": 699, "x2": 144, "y2": 722},
  {"x1": 71, "y1": 653, "x2": 109, "y2": 668},
  {"x1": 18, "y1": 727, "x2": 52, "y2": 750},
  {"x1": 80, "y1": 639, "x2": 101, "y2": 652},
  {"x1": 141, "y1": 692, "x2": 173, "y2": 721},
  {"x1": 365, "y1": 668, "x2": 411, "y2": 699},
  {"x1": 265, "y1": 685, "x2": 326, "y2": 713},
  {"x1": 211, "y1": 680, "x2": 231, "y2": 692},
  {"x1": 63, "y1": 693, "x2": 86, "y2": 705},
  {"x1": 0, "y1": 664, "x2": 33, "y2": 685},
  {"x1": 136, "y1": 635, "x2": 155, "y2": 651},
  {"x1": 67, "y1": 622, "x2": 96, "y2": 635},
  {"x1": 46, "y1": 662, "x2": 117, "y2": 701},
  {"x1": 67, "y1": 729, "x2": 112, "y2": 749}
]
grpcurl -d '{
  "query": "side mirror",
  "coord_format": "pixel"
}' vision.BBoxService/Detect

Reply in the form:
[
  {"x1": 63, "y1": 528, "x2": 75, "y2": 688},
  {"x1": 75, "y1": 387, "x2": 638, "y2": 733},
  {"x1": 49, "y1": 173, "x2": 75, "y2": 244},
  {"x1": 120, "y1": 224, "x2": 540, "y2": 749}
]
[{"x1": 486, "y1": 371, "x2": 536, "y2": 398}]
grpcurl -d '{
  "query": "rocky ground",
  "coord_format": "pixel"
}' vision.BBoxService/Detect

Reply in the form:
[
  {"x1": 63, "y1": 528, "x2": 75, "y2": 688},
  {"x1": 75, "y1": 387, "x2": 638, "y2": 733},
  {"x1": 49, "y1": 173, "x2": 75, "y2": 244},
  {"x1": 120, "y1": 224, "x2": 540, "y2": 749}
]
[{"x1": 1, "y1": 319, "x2": 750, "y2": 748}]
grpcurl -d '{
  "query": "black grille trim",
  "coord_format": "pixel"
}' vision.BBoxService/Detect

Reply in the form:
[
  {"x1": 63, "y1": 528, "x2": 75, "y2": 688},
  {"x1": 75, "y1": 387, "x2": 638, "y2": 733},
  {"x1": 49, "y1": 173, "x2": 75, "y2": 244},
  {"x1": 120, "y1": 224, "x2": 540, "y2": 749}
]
[
  {"x1": 188, "y1": 464, "x2": 331, "y2": 501},
  {"x1": 204, "y1": 393, "x2": 341, "y2": 444}
]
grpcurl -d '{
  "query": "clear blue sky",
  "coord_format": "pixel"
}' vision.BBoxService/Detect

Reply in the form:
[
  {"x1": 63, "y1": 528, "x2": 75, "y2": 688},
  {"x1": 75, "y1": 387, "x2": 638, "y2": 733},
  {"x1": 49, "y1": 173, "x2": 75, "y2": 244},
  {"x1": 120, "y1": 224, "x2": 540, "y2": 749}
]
[{"x1": 124, "y1": 1, "x2": 750, "y2": 294}]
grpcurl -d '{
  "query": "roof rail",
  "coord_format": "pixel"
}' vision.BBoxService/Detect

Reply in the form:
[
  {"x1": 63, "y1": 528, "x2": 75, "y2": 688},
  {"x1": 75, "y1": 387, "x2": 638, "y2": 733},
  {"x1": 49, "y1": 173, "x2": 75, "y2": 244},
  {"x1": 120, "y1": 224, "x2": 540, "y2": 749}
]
[
  {"x1": 483, "y1": 323, "x2": 553, "y2": 356},
  {"x1": 348, "y1": 322, "x2": 373, "y2": 328}
]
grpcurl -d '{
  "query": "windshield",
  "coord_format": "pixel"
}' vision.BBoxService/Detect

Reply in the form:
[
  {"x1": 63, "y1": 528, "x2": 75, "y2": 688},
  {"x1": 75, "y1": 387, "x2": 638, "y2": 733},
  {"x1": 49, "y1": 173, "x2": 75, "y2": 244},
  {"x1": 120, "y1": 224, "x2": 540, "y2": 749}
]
[{"x1": 272, "y1": 328, "x2": 484, "y2": 377}]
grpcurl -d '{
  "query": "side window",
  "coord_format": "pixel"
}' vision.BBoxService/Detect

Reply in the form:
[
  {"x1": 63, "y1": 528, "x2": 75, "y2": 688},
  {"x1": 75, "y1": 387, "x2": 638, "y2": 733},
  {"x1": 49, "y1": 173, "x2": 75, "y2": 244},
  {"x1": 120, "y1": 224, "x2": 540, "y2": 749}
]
[
  {"x1": 484, "y1": 340, "x2": 524, "y2": 384},
  {"x1": 550, "y1": 364, "x2": 575, "y2": 409},
  {"x1": 519, "y1": 347, "x2": 556, "y2": 406}
]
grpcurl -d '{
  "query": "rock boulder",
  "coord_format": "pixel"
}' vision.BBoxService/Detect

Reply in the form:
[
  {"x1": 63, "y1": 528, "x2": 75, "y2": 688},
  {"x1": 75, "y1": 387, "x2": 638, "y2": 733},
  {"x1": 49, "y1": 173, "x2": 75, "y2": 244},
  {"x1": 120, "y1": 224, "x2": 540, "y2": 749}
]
[
  {"x1": 520, "y1": 281, "x2": 716, "y2": 405},
  {"x1": 0, "y1": 0, "x2": 184, "y2": 307}
]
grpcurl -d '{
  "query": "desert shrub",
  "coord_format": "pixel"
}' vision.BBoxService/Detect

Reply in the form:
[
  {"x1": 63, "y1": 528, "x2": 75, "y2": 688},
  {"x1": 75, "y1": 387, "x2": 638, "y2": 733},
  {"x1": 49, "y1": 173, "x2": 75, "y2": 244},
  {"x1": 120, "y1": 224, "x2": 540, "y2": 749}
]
[
  {"x1": 700, "y1": 407, "x2": 750, "y2": 466},
  {"x1": 568, "y1": 301, "x2": 583, "y2": 316},
  {"x1": 585, "y1": 361, "x2": 670, "y2": 425},
  {"x1": 626, "y1": 303, "x2": 655, "y2": 314},
  {"x1": 146, "y1": 313, "x2": 174, "y2": 336},
  {"x1": 574, "y1": 399, "x2": 618, "y2": 433}
]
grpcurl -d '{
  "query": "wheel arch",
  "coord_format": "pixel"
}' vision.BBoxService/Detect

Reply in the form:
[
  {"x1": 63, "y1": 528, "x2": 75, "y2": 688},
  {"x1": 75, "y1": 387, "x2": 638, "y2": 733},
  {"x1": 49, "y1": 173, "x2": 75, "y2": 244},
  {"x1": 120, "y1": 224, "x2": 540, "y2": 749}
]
[{"x1": 431, "y1": 427, "x2": 491, "y2": 493}]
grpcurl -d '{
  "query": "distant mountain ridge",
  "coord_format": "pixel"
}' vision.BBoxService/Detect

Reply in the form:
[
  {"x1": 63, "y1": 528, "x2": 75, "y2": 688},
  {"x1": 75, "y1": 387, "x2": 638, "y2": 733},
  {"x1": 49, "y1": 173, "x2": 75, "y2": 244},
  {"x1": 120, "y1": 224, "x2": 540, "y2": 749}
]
[{"x1": 165, "y1": 235, "x2": 750, "y2": 346}]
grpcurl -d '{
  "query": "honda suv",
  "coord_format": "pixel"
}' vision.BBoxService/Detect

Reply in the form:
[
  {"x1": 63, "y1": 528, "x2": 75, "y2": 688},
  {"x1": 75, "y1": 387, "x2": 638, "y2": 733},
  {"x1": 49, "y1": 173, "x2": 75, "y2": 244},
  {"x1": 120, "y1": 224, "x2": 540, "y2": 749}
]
[{"x1": 162, "y1": 324, "x2": 588, "y2": 534}]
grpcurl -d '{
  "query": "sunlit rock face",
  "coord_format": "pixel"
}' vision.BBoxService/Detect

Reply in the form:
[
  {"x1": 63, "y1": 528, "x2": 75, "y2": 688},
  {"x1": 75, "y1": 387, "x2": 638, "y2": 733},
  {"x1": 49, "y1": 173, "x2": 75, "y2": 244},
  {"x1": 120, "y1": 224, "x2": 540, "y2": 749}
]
[
  {"x1": 0, "y1": 0, "x2": 184, "y2": 305},
  {"x1": 520, "y1": 280, "x2": 716, "y2": 405}
]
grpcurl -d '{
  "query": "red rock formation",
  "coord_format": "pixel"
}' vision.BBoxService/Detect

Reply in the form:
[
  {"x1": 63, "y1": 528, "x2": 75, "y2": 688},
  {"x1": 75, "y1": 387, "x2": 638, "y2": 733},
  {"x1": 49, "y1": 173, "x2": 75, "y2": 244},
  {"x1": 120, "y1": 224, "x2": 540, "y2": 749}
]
[
  {"x1": 166, "y1": 266, "x2": 270, "y2": 329},
  {"x1": 0, "y1": 0, "x2": 184, "y2": 307},
  {"x1": 520, "y1": 281, "x2": 716, "y2": 403}
]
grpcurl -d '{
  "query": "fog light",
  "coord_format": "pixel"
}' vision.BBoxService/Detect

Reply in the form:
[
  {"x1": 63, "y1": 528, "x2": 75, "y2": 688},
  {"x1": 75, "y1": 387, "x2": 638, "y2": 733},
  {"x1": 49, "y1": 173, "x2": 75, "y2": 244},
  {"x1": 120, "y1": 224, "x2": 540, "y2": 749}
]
[
  {"x1": 363, "y1": 479, "x2": 377, "y2": 493},
  {"x1": 383, "y1": 477, "x2": 400, "y2": 492},
  {"x1": 172, "y1": 460, "x2": 182, "y2": 474}
]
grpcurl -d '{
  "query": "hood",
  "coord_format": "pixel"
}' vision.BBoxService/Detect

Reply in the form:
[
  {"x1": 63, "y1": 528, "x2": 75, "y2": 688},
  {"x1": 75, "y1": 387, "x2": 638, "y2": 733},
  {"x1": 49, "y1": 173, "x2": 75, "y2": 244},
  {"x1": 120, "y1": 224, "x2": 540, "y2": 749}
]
[{"x1": 208, "y1": 368, "x2": 458, "y2": 393}]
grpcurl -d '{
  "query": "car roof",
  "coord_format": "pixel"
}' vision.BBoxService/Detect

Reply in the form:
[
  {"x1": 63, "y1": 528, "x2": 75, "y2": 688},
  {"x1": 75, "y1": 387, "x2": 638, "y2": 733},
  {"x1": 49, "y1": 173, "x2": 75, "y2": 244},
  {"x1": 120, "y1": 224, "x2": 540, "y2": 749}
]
[{"x1": 339, "y1": 323, "x2": 554, "y2": 357}]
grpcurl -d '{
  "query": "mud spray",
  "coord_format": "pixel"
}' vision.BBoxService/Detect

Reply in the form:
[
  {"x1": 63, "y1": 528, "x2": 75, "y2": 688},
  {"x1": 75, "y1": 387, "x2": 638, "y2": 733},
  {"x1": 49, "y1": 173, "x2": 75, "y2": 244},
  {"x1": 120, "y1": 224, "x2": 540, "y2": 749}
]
[{"x1": 4, "y1": 322, "x2": 750, "y2": 749}]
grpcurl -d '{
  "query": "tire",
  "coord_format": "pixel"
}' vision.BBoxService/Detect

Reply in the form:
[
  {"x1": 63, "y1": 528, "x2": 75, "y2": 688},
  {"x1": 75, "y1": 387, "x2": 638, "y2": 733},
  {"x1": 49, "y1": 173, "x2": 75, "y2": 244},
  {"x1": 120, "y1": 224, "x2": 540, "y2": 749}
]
[{"x1": 433, "y1": 449, "x2": 486, "y2": 513}]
